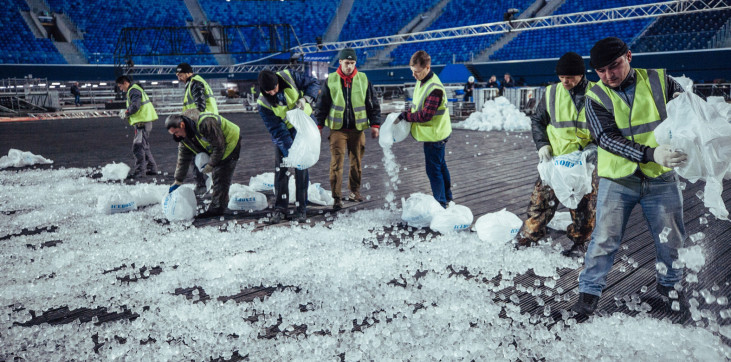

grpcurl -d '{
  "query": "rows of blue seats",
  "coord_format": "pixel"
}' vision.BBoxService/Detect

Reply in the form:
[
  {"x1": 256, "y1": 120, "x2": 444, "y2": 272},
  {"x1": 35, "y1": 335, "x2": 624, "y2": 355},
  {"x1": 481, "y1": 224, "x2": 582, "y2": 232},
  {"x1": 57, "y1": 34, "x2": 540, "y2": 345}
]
[
  {"x1": 633, "y1": 10, "x2": 731, "y2": 53},
  {"x1": 0, "y1": 0, "x2": 66, "y2": 64},
  {"x1": 200, "y1": 0, "x2": 337, "y2": 64},
  {"x1": 389, "y1": 0, "x2": 532, "y2": 65},
  {"x1": 47, "y1": 0, "x2": 216, "y2": 65},
  {"x1": 338, "y1": 0, "x2": 441, "y2": 41}
]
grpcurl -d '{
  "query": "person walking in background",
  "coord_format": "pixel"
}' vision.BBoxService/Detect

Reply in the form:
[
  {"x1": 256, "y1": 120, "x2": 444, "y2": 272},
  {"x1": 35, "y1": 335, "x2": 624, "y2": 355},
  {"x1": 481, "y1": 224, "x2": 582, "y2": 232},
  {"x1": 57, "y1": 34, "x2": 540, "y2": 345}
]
[
  {"x1": 315, "y1": 48, "x2": 381, "y2": 210},
  {"x1": 116, "y1": 76, "x2": 158, "y2": 178},
  {"x1": 71, "y1": 82, "x2": 81, "y2": 106},
  {"x1": 257, "y1": 69, "x2": 320, "y2": 223},
  {"x1": 396, "y1": 50, "x2": 453, "y2": 208},
  {"x1": 515, "y1": 52, "x2": 597, "y2": 257},
  {"x1": 463, "y1": 76, "x2": 476, "y2": 102}
]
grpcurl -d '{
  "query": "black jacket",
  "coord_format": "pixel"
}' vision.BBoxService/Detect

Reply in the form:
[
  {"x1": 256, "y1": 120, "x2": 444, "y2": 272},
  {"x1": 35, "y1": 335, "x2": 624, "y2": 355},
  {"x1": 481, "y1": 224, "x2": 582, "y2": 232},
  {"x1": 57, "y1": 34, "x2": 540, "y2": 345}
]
[
  {"x1": 315, "y1": 72, "x2": 381, "y2": 130},
  {"x1": 530, "y1": 77, "x2": 591, "y2": 151}
]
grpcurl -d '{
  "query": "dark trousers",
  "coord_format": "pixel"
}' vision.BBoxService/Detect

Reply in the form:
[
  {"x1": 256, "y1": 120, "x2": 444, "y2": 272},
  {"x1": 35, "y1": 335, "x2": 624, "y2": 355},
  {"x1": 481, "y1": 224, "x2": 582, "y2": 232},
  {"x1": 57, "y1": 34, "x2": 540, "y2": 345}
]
[
  {"x1": 274, "y1": 146, "x2": 308, "y2": 213},
  {"x1": 208, "y1": 141, "x2": 241, "y2": 212},
  {"x1": 423, "y1": 138, "x2": 452, "y2": 207},
  {"x1": 74, "y1": 94, "x2": 80, "y2": 106},
  {"x1": 329, "y1": 129, "x2": 365, "y2": 200},
  {"x1": 132, "y1": 123, "x2": 157, "y2": 174}
]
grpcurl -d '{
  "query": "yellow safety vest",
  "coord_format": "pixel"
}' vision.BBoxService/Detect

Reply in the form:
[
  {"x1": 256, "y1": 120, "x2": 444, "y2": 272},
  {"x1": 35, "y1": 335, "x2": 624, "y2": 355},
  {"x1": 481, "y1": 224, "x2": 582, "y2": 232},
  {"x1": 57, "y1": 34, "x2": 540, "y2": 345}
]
[
  {"x1": 182, "y1": 112, "x2": 240, "y2": 160},
  {"x1": 126, "y1": 84, "x2": 157, "y2": 126},
  {"x1": 183, "y1": 75, "x2": 218, "y2": 114},
  {"x1": 410, "y1": 74, "x2": 451, "y2": 142},
  {"x1": 256, "y1": 70, "x2": 312, "y2": 129},
  {"x1": 586, "y1": 68, "x2": 671, "y2": 179},
  {"x1": 545, "y1": 81, "x2": 595, "y2": 156},
  {"x1": 326, "y1": 71, "x2": 369, "y2": 131}
]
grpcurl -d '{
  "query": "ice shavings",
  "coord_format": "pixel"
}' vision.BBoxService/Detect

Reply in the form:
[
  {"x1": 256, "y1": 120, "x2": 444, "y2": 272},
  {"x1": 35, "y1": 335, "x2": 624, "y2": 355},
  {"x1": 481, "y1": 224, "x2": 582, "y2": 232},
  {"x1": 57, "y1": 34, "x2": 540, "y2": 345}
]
[{"x1": 453, "y1": 97, "x2": 531, "y2": 132}]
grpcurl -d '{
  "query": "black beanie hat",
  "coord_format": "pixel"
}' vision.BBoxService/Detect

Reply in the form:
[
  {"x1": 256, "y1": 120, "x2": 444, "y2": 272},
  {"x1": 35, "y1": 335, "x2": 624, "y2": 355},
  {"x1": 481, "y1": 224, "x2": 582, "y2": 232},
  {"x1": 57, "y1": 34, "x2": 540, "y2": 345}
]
[
  {"x1": 590, "y1": 37, "x2": 628, "y2": 69},
  {"x1": 258, "y1": 70, "x2": 279, "y2": 92},
  {"x1": 555, "y1": 52, "x2": 585, "y2": 76},
  {"x1": 176, "y1": 63, "x2": 193, "y2": 74},
  {"x1": 339, "y1": 48, "x2": 357, "y2": 61}
]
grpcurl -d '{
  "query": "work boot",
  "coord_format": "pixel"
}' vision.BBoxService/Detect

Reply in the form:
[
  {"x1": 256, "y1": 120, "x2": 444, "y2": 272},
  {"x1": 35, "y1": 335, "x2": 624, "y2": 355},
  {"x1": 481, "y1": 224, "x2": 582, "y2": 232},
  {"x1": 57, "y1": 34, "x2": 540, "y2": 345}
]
[
  {"x1": 127, "y1": 171, "x2": 142, "y2": 179},
  {"x1": 295, "y1": 210, "x2": 307, "y2": 223},
  {"x1": 146, "y1": 170, "x2": 158, "y2": 176},
  {"x1": 514, "y1": 236, "x2": 536, "y2": 249},
  {"x1": 570, "y1": 292, "x2": 600, "y2": 318},
  {"x1": 197, "y1": 207, "x2": 224, "y2": 219},
  {"x1": 657, "y1": 284, "x2": 690, "y2": 314},
  {"x1": 268, "y1": 210, "x2": 285, "y2": 224},
  {"x1": 561, "y1": 242, "x2": 587, "y2": 257},
  {"x1": 333, "y1": 198, "x2": 343, "y2": 211},
  {"x1": 348, "y1": 192, "x2": 363, "y2": 202}
]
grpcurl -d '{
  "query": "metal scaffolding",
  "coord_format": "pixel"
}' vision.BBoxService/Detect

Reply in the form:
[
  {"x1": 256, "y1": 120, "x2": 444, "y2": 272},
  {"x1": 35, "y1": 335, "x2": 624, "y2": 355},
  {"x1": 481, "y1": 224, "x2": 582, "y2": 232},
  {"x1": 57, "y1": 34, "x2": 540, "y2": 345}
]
[
  {"x1": 291, "y1": 0, "x2": 731, "y2": 55},
  {"x1": 124, "y1": 63, "x2": 304, "y2": 76}
]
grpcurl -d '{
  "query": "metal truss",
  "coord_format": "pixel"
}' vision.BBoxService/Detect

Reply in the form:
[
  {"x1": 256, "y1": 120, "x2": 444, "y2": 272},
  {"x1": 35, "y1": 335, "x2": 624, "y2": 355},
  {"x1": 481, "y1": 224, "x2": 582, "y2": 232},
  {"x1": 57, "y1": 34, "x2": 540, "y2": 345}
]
[
  {"x1": 124, "y1": 63, "x2": 303, "y2": 76},
  {"x1": 291, "y1": 0, "x2": 731, "y2": 55}
]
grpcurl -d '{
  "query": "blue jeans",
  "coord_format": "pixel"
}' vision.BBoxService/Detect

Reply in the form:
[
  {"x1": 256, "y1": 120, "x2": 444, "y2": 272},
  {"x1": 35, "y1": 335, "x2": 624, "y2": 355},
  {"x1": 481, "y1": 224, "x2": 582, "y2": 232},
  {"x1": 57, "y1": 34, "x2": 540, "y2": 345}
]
[
  {"x1": 578, "y1": 171, "x2": 685, "y2": 296},
  {"x1": 423, "y1": 137, "x2": 452, "y2": 207},
  {"x1": 74, "y1": 94, "x2": 80, "y2": 106}
]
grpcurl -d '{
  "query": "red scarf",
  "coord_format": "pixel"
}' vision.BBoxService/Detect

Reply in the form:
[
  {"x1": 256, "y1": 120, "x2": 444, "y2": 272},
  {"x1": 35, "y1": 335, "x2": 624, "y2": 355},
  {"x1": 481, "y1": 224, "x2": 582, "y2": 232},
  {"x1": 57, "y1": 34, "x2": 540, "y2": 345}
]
[{"x1": 336, "y1": 66, "x2": 357, "y2": 88}]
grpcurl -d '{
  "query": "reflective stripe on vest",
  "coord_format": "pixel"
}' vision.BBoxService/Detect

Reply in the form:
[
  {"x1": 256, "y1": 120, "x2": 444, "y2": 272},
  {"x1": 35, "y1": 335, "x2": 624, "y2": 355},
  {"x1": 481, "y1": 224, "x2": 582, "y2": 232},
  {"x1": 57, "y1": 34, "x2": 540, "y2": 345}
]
[
  {"x1": 545, "y1": 82, "x2": 594, "y2": 156},
  {"x1": 326, "y1": 72, "x2": 369, "y2": 130},
  {"x1": 587, "y1": 68, "x2": 671, "y2": 179},
  {"x1": 182, "y1": 113, "x2": 240, "y2": 160},
  {"x1": 127, "y1": 84, "x2": 157, "y2": 126},
  {"x1": 256, "y1": 70, "x2": 312, "y2": 129},
  {"x1": 183, "y1": 75, "x2": 218, "y2": 114},
  {"x1": 410, "y1": 74, "x2": 451, "y2": 142}
]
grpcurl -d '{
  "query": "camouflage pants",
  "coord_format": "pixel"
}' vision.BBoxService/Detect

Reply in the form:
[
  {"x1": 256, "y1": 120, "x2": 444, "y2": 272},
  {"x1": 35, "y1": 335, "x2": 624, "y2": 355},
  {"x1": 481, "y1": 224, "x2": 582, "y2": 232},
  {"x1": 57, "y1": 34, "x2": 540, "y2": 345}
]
[{"x1": 517, "y1": 167, "x2": 599, "y2": 246}]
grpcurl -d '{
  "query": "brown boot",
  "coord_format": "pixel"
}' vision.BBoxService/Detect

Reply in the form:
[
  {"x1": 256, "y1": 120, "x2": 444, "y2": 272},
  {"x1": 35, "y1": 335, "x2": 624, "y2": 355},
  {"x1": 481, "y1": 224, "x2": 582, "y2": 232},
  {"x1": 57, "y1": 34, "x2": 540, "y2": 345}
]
[{"x1": 348, "y1": 192, "x2": 363, "y2": 202}]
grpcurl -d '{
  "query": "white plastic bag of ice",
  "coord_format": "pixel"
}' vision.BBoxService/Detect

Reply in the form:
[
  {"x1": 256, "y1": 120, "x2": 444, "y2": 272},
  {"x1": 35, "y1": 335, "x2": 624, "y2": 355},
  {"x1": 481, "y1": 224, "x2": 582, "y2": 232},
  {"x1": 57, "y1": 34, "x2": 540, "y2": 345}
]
[
  {"x1": 96, "y1": 190, "x2": 137, "y2": 214},
  {"x1": 0, "y1": 149, "x2": 53, "y2": 169},
  {"x1": 228, "y1": 184, "x2": 268, "y2": 211},
  {"x1": 429, "y1": 202, "x2": 473, "y2": 233},
  {"x1": 249, "y1": 172, "x2": 275, "y2": 192},
  {"x1": 379, "y1": 112, "x2": 412, "y2": 148},
  {"x1": 537, "y1": 150, "x2": 594, "y2": 209},
  {"x1": 475, "y1": 208, "x2": 523, "y2": 244},
  {"x1": 282, "y1": 108, "x2": 321, "y2": 170},
  {"x1": 195, "y1": 153, "x2": 213, "y2": 192},
  {"x1": 161, "y1": 186, "x2": 197, "y2": 221},
  {"x1": 130, "y1": 184, "x2": 168, "y2": 207},
  {"x1": 401, "y1": 193, "x2": 444, "y2": 228},
  {"x1": 655, "y1": 91, "x2": 731, "y2": 219},
  {"x1": 308, "y1": 183, "x2": 334, "y2": 206},
  {"x1": 100, "y1": 162, "x2": 131, "y2": 181}
]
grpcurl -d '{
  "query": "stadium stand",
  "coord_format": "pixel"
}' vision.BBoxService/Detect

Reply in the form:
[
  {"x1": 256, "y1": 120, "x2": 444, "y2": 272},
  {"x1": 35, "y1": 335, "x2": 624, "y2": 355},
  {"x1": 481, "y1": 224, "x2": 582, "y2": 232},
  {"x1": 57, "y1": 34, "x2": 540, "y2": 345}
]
[
  {"x1": 0, "y1": 0, "x2": 66, "y2": 64},
  {"x1": 632, "y1": 9, "x2": 731, "y2": 52}
]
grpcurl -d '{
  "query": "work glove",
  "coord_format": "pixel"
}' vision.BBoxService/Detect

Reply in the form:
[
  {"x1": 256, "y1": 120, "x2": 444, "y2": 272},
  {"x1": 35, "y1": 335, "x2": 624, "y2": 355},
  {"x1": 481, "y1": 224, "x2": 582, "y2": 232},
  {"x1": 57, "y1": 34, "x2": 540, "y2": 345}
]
[
  {"x1": 296, "y1": 96, "x2": 312, "y2": 110},
  {"x1": 201, "y1": 164, "x2": 214, "y2": 174},
  {"x1": 118, "y1": 109, "x2": 127, "y2": 120},
  {"x1": 538, "y1": 145, "x2": 553, "y2": 163},
  {"x1": 169, "y1": 181, "x2": 182, "y2": 193},
  {"x1": 653, "y1": 145, "x2": 687, "y2": 168}
]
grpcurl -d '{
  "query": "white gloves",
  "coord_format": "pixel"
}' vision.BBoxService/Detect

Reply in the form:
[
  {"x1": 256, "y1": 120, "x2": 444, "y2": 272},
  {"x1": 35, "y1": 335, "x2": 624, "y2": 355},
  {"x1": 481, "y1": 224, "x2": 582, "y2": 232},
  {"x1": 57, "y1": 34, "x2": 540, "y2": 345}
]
[
  {"x1": 296, "y1": 96, "x2": 312, "y2": 110},
  {"x1": 201, "y1": 164, "x2": 214, "y2": 174},
  {"x1": 538, "y1": 145, "x2": 553, "y2": 163},
  {"x1": 118, "y1": 109, "x2": 127, "y2": 120},
  {"x1": 653, "y1": 145, "x2": 687, "y2": 168}
]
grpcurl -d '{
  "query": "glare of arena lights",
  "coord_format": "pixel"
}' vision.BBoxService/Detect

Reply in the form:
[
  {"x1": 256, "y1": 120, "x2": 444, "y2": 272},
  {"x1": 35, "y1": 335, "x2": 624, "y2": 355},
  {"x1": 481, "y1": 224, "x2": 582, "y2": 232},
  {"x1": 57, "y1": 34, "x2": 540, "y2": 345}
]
[
  {"x1": 60, "y1": 85, "x2": 66, "y2": 88},
  {"x1": 172, "y1": 80, "x2": 179, "y2": 84},
  {"x1": 39, "y1": 84, "x2": 46, "y2": 86},
  {"x1": 51, "y1": 82, "x2": 60, "y2": 85},
  {"x1": 92, "y1": 85, "x2": 98, "y2": 88},
  {"x1": 140, "y1": 80, "x2": 146, "y2": 83},
  {"x1": 99, "y1": 82, "x2": 107, "y2": 86},
  {"x1": 151, "y1": 82, "x2": 159, "y2": 85},
  {"x1": 49, "y1": 86, "x2": 55, "y2": 88}
]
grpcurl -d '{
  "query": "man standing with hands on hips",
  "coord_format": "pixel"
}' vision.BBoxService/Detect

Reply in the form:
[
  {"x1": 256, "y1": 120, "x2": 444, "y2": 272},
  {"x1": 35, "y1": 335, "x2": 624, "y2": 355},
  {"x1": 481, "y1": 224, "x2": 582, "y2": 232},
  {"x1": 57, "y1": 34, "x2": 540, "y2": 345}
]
[{"x1": 571, "y1": 37, "x2": 689, "y2": 318}]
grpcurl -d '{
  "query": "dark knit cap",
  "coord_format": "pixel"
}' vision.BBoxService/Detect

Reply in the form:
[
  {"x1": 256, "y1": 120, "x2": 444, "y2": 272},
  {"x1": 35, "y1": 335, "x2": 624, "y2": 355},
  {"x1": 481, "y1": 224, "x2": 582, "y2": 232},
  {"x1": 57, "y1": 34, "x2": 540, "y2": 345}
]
[
  {"x1": 590, "y1": 37, "x2": 629, "y2": 69},
  {"x1": 339, "y1": 48, "x2": 357, "y2": 61},
  {"x1": 555, "y1": 52, "x2": 585, "y2": 76},
  {"x1": 176, "y1": 63, "x2": 193, "y2": 74},
  {"x1": 258, "y1": 70, "x2": 279, "y2": 92}
]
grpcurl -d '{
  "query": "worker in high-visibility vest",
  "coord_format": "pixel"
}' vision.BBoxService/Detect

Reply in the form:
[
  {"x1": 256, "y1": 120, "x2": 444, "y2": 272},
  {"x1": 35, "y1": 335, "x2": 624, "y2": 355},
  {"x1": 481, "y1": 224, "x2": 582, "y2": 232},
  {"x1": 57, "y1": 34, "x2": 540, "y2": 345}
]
[
  {"x1": 571, "y1": 37, "x2": 689, "y2": 319},
  {"x1": 116, "y1": 75, "x2": 158, "y2": 178},
  {"x1": 315, "y1": 48, "x2": 381, "y2": 210},
  {"x1": 257, "y1": 69, "x2": 320, "y2": 223},
  {"x1": 515, "y1": 52, "x2": 598, "y2": 257},
  {"x1": 395, "y1": 50, "x2": 452, "y2": 208},
  {"x1": 175, "y1": 62, "x2": 218, "y2": 195},
  {"x1": 166, "y1": 109, "x2": 241, "y2": 219}
]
